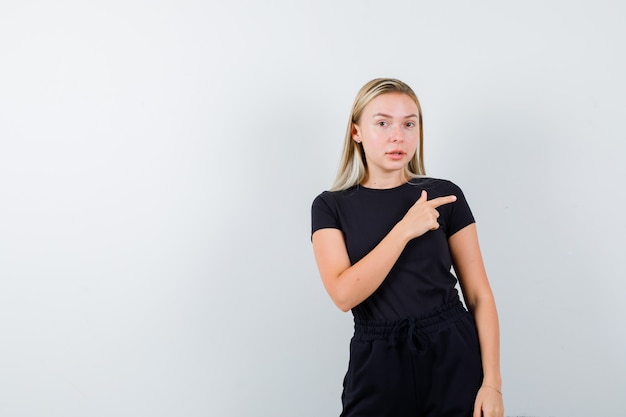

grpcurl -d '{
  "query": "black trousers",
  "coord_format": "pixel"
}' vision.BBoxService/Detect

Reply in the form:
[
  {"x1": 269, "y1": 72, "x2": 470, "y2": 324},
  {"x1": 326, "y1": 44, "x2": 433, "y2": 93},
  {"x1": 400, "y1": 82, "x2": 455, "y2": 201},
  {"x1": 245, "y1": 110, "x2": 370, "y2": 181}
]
[{"x1": 341, "y1": 300, "x2": 483, "y2": 417}]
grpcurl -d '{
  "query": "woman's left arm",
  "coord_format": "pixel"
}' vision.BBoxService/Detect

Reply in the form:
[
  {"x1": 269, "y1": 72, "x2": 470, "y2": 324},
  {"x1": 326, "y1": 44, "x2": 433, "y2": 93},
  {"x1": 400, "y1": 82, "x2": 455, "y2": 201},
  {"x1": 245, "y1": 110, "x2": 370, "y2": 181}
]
[{"x1": 448, "y1": 223, "x2": 504, "y2": 417}]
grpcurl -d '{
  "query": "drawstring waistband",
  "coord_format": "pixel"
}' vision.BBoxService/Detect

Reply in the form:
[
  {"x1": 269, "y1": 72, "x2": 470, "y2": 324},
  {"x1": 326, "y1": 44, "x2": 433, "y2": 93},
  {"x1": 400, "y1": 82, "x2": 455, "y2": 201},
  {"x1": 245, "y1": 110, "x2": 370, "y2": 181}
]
[
  {"x1": 352, "y1": 300, "x2": 467, "y2": 354},
  {"x1": 390, "y1": 317, "x2": 425, "y2": 353},
  {"x1": 389, "y1": 317, "x2": 428, "y2": 353}
]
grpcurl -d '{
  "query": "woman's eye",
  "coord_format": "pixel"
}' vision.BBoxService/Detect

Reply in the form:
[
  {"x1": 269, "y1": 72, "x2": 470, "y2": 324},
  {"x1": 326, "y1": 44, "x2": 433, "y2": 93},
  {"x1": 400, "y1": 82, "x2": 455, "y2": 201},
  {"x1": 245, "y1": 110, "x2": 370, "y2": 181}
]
[
  {"x1": 406, "y1": 121, "x2": 416, "y2": 128},
  {"x1": 377, "y1": 121, "x2": 388, "y2": 127}
]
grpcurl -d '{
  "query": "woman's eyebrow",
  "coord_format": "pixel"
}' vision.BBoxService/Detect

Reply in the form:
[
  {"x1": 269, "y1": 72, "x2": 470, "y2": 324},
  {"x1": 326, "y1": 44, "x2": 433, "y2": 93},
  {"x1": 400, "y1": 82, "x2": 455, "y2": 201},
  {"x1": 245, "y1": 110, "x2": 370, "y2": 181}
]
[{"x1": 372, "y1": 112, "x2": 418, "y2": 119}]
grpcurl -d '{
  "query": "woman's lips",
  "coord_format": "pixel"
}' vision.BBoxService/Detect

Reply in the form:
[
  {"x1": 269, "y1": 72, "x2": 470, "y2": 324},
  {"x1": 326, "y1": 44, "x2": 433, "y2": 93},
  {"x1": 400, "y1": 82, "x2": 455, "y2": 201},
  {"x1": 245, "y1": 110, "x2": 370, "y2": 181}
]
[{"x1": 386, "y1": 150, "x2": 406, "y2": 160}]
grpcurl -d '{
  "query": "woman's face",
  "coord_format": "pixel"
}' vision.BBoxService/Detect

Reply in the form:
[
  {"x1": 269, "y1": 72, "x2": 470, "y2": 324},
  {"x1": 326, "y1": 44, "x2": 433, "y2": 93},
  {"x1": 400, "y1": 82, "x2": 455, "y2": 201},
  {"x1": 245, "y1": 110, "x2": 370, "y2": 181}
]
[{"x1": 352, "y1": 92, "x2": 420, "y2": 180}]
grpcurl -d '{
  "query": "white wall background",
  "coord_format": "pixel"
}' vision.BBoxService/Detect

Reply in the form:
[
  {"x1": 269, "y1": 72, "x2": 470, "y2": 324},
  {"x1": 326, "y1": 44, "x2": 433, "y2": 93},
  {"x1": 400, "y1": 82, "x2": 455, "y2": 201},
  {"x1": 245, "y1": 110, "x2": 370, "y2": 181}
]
[{"x1": 1, "y1": 1, "x2": 624, "y2": 416}]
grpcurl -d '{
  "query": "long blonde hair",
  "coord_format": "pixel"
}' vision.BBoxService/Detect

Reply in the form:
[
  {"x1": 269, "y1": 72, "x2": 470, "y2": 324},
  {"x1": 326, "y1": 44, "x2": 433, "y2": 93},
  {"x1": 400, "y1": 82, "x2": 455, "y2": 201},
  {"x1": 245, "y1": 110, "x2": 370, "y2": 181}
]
[{"x1": 330, "y1": 78, "x2": 425, "y2": 191}]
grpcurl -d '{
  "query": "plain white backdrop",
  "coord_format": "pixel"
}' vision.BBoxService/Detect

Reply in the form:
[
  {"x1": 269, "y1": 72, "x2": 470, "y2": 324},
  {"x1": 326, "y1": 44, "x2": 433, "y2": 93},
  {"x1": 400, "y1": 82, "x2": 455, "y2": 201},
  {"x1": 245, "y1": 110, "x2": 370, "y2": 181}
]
[{"x1": 1, "y1": 1, "x2": 625, "y2": 416}]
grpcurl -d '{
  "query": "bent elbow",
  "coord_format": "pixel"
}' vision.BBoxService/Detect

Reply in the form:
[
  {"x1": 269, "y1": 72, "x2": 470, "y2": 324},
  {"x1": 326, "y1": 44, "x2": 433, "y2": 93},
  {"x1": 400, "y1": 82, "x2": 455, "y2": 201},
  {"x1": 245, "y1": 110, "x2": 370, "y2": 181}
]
[
  {"x1": 331, "y1": 292, "x2": 355, "y2": 313},
  {"x1": 336, "y1": 302, "x2": 352, "y2": 313},
  {"x1": 324, "y1": 277, "x2": 356, "y2": 312}
]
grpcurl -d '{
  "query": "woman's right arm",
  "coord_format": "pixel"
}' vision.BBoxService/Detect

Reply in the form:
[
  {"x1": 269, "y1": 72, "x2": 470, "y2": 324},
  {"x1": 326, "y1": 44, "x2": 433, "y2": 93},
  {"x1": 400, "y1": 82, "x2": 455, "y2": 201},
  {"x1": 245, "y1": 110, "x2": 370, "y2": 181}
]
[{"x1": 311, "y1": 191, "x2": 457, "y2": 312}]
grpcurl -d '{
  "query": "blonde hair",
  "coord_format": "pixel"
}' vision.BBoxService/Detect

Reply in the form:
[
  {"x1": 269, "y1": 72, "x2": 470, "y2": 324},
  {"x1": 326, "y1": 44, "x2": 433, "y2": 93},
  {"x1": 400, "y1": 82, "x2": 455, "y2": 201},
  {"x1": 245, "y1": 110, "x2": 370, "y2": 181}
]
[{"x1": 330, "y1": 78, "x2": 426, "y2": 191}]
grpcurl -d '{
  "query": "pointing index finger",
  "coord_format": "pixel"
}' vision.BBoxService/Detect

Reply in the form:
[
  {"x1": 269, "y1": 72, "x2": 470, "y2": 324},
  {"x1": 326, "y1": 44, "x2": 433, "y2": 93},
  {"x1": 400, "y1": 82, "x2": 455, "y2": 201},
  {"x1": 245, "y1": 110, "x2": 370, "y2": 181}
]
[{"x1": 428, "y1": 195, "x2": 457, "y2": 208}]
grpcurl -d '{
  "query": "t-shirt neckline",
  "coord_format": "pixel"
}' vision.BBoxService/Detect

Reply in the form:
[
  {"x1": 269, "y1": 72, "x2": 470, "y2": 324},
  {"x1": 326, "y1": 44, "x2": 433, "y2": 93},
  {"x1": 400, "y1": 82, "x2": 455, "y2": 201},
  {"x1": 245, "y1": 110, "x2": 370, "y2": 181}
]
[{"x1": 357, "y1": 181, "x2": 414, "y2": 192}]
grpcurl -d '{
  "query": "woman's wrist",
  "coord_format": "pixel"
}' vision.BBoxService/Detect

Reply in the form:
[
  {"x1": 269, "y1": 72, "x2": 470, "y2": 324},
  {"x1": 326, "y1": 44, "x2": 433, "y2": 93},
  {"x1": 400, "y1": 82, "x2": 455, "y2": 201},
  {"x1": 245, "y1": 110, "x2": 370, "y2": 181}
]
[
  {"x1": 392, "y1": 219, "x2": 413, "y2": 245},
  {"x1": 481, "y1": 375, "x2": 502, "y2": 390},
  {"x1": 481, "y1": 384, "x2": 502, "y2": 395},
  {"x1": 482, "y1": 372, "x2": 501, "y2": 387}
]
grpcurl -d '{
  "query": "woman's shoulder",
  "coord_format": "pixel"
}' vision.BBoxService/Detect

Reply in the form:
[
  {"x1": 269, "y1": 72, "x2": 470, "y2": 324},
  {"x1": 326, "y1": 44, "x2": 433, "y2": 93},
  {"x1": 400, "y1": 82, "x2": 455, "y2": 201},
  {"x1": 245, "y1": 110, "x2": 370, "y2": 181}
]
[
  {"x1": 312, "y1": 185, "x2": 359, "y2": 202},
  {"x1": 408, "y1": 176, "x2": 465, "y2": 194}
]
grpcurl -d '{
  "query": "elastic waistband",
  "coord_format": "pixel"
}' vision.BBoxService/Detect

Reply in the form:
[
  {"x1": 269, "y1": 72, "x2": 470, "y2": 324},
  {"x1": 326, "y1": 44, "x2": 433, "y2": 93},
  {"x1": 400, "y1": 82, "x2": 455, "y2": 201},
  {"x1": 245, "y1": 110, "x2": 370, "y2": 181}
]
[{"x1": 353, "y1": 300, "x2": 467, "y2": 341}]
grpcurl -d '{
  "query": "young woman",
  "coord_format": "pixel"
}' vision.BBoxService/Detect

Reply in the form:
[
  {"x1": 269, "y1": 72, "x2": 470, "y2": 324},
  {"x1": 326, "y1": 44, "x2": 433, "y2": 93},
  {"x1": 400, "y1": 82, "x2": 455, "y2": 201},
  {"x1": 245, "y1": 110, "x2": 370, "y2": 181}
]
[{"x1": 311, "y1": 78, "x2": 503, "y2": 417}]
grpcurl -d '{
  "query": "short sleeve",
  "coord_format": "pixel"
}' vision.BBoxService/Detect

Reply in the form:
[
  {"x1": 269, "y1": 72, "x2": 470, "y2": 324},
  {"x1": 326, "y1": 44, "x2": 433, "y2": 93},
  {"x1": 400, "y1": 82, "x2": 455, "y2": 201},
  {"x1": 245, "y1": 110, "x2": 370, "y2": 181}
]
[
  {"x1": 445, "y1": 182, "x2": 475, "y2": 237},
  {"x1": 311, "y1": 192, "x2": 342, "y2": 235}
]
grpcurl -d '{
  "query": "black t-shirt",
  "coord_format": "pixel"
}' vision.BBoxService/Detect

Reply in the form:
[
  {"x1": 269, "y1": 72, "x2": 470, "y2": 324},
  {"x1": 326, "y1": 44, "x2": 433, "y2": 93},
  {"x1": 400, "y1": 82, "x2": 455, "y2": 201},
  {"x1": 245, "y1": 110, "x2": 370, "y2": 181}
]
[{"x1": 311, "y1": 177, "x2": 475, "y2": 321}]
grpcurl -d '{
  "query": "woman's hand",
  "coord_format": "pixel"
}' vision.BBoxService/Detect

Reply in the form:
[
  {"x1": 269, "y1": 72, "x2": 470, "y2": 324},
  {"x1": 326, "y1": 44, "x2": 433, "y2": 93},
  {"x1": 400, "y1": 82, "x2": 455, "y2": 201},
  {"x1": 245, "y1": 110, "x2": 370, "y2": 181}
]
[
  {"x1": 473, "y1": 385, "x2": 504, "y2": 417},
  {"x1": 398, "y1": 190, "x2": 457, "y2": 239}
]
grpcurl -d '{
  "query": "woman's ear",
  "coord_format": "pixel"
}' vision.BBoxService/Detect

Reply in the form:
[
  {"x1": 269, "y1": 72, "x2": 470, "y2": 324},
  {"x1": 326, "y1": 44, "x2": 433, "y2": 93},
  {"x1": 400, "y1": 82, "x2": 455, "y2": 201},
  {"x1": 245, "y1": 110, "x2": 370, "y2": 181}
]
[{"x1": 352, "y1": 124, "x2": 361, "y2": 143}]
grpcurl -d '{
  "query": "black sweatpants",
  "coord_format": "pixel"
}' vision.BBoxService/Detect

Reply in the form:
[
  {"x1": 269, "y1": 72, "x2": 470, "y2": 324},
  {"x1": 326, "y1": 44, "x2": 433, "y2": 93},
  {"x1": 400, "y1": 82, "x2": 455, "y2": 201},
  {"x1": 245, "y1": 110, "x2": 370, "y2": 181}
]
[{"x1": 340, "y1": 300, "x2": 483, "y2": 417}]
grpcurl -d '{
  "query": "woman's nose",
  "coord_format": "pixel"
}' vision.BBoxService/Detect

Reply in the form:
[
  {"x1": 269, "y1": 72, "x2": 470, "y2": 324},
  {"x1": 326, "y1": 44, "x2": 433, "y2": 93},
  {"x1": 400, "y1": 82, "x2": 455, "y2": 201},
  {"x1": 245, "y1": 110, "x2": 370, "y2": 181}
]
[{"x1": 389, "y1": 125, "x2": 404, "y2": 142}]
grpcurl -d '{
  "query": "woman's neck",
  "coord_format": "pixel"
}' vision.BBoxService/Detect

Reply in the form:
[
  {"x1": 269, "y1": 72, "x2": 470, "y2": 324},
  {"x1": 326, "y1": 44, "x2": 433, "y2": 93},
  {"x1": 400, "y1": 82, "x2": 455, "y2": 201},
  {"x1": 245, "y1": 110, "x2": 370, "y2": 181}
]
[{"x1": 361, "y1": 172, "x2": 408, "y2": 189}]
